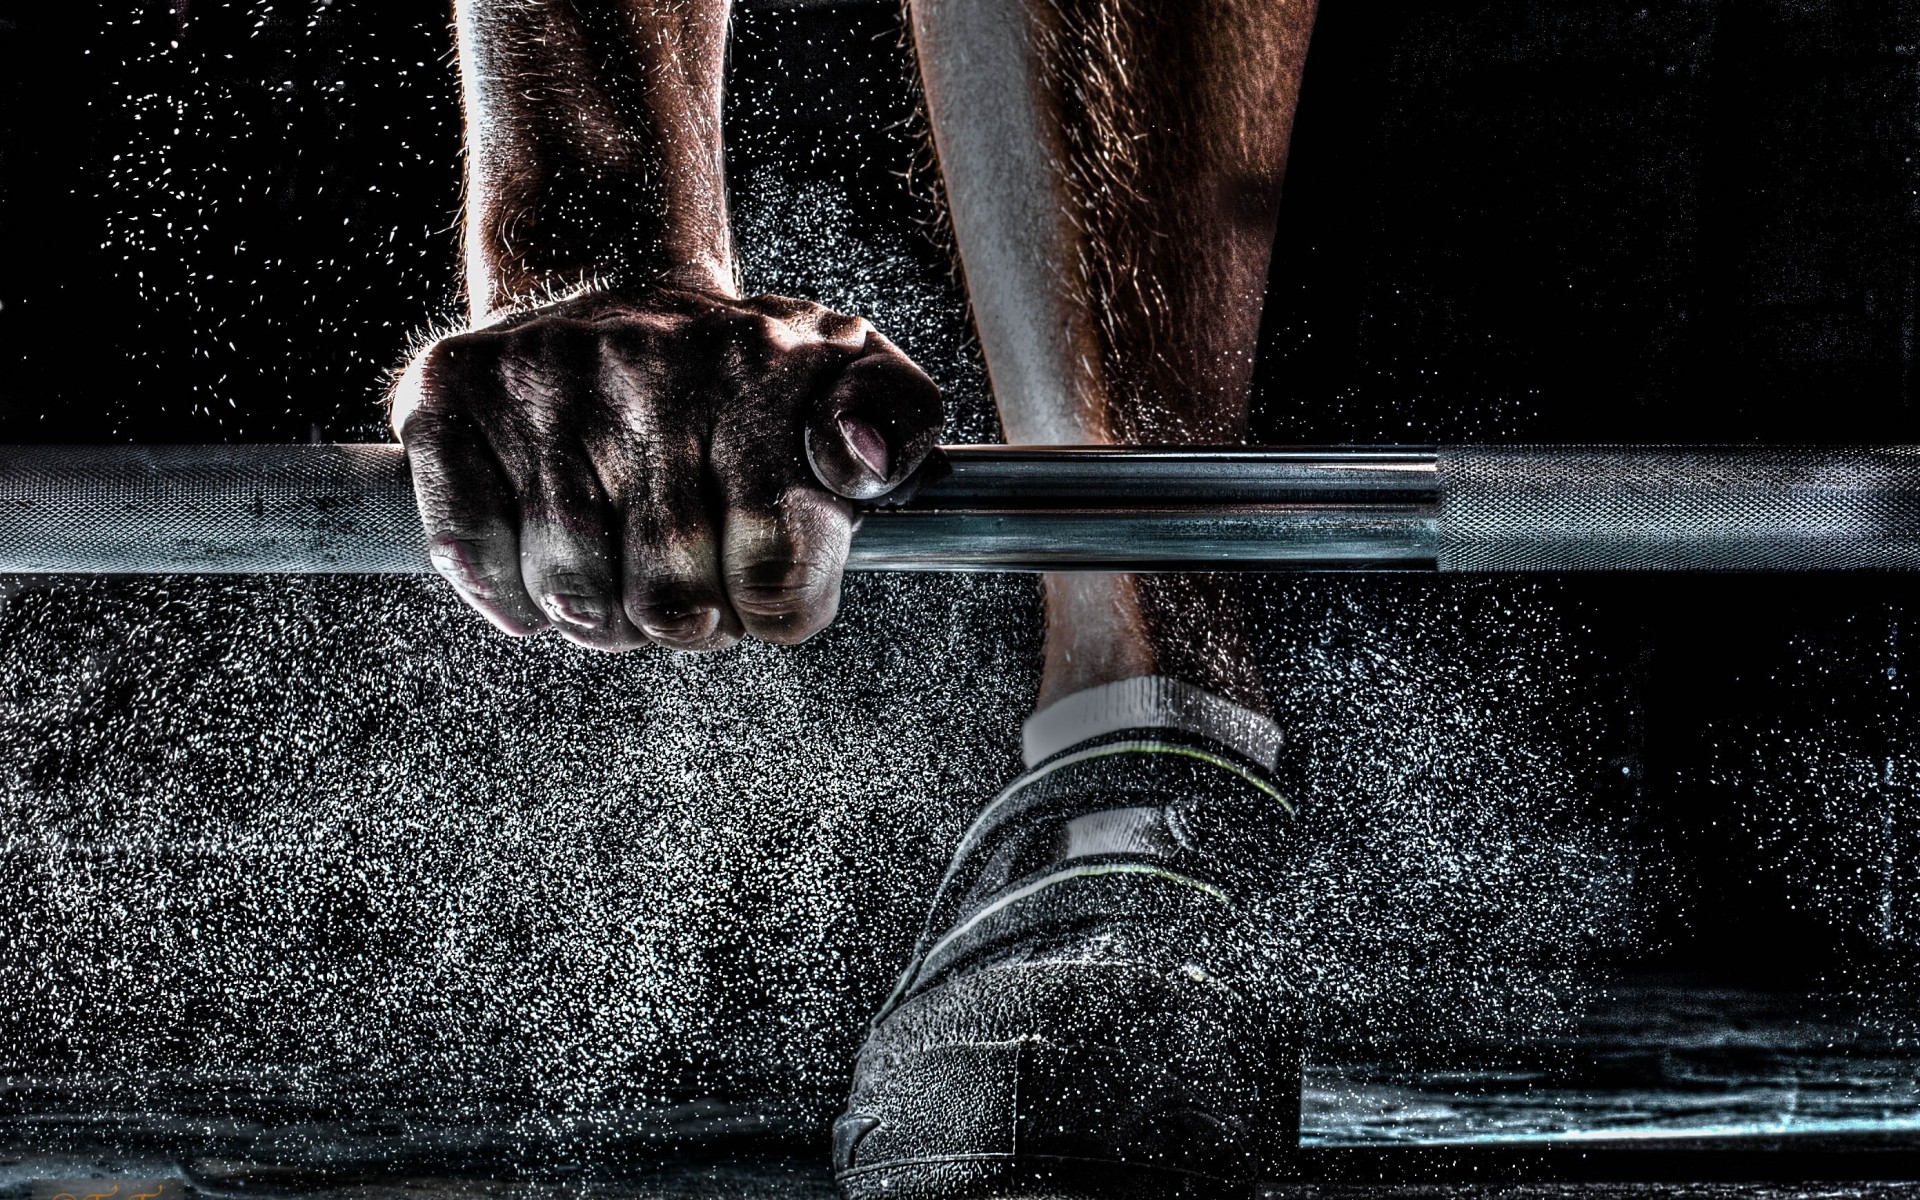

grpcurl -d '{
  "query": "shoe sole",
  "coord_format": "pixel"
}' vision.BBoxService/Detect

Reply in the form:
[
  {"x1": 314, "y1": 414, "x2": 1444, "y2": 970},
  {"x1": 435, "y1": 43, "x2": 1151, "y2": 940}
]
[
  {"x1": 835, "y1": 962, "x2": 1299, "y2": 1198},
  {"x1": 837, "y1": 1155, "x2": 1254, "y2": 1200}
]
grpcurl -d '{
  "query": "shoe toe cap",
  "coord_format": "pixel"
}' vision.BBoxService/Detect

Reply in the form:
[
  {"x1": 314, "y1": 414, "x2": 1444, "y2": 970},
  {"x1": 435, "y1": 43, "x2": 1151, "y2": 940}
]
[{"x1": 835, "y1": 962, "x2": 1297, "y2": 1195}]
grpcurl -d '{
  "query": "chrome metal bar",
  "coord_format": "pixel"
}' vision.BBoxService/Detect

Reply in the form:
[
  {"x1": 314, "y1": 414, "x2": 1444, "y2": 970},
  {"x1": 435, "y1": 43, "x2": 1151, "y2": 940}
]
[
  {"x1": 0, "y1": 443, "x2": 1917, "y2": 574},
  {"x1": 860, "y1": 447, "x2": 1438, "y2": 570}
]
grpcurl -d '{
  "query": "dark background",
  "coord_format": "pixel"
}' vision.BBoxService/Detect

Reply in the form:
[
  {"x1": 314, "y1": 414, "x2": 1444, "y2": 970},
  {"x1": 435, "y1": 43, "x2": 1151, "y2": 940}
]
[{"x1": 3, "y1": 0, "x2": 1917, "y2": 990}]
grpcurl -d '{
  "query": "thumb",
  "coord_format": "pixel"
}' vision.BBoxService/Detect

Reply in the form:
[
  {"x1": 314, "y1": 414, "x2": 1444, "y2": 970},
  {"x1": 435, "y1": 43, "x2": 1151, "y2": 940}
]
[{"x1": 804, "y1": 345, "x2": 945, "y2": 501}]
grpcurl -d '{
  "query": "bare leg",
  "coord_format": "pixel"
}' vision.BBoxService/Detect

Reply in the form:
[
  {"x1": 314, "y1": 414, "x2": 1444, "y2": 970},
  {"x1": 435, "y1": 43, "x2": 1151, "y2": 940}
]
[{"x1": 911, "y1": 0, "x2": 1317, "y2": 713}]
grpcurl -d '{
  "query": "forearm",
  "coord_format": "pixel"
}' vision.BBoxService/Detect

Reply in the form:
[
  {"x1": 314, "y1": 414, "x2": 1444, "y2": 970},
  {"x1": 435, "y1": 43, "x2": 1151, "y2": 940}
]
[
  {"x1": 454, "y1": 0, "x2": 735, "y2": 319},
  {"x1": 912, "y1": 0, "x2": 1317, "y2": 444}
]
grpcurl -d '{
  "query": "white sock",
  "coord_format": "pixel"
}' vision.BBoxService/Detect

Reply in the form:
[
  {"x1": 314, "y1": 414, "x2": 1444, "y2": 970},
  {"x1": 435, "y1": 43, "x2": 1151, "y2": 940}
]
[{"x1": 1020, "y1": 675, "x2": 1281, "y2": 770}]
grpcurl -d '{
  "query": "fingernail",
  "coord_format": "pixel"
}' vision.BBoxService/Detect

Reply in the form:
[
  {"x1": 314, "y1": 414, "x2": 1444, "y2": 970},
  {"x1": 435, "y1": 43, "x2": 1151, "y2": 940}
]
[
  {"x1": 545, "y1": 594, "x2": 608, "y2": 627},
  {"x1": 837, "y1": 416, "x2": 892, "y2": 483},
  {"x1": 641, "y1": 606, "x2": 720, "y2": 645}
]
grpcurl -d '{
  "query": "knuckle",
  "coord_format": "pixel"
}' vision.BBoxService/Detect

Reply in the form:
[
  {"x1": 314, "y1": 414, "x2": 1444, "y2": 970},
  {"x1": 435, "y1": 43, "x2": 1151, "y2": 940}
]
[
  {"x1": 746, "y1": 295, "x2": 838, "y2": 334},
  {"x1": 530, "y1": 315, "x2": 597, "y2": 361},
  {"x1": 726, "y1": 557, "x2": 834, "y2": 618},
  {"x1": 739, "y1": 311, "x2": 785, "y2": 342},
  {"x1": 532, "y1": 570, "x2": 607, "y2": 601},
  {"x1": 746, "y1": 292, "x2": 808, "y2": 316},
  {"x1": 590, "y1": 326, "x2": 626, "y2": 366},
  {"x1": 529, "y1": 579, "x2": 602, "y2": 606},
  {"x1": 592, "y1": 321, "x2": 651, "y2": 363},
  {"x1": 819, "y1": 311, "x2": 873, "y2": 345},
  {"x1": 423, "y1": 330, "x2": 499, "y2": 380},
  {"x1": 710, "y1": 309, "x2": 788, "y2": 354},
  {"x1": 529, "y1": 570, "x2": 614, "y2": 615}
]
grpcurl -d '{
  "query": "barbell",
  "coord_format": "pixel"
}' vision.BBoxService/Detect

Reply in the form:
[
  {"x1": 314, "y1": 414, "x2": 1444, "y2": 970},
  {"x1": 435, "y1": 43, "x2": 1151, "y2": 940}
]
[{"x1": 2, "y1": 443, "x2": 1917, "y2": 573}]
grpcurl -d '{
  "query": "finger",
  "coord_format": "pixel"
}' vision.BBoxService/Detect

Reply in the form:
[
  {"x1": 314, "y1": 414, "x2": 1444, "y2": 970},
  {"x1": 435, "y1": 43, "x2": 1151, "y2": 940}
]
[
  {"x1": 585, "y1": 324, "x2": 742, "y2": 652},
  {"x1": 604, "y1": 430, "x2": 742, "y2": 652},
  {"x1": 508, "y1": 448, "x2": 645, "y2": 652},
  {"x1": 396, "y1": 342, "x2": 549, "y2": 636},
  {"x1": 401, "y1": 409, "x2": 549, "y2": 637},
  {"x1": 802, "y1": 330, "x2": 944, "y2": 501},
  {"x1": 711, "y1": 362, "x2": 853, "y2": 645},
  {"x1": 718, "y1": 485, "x2": 853, "y2": 645}
]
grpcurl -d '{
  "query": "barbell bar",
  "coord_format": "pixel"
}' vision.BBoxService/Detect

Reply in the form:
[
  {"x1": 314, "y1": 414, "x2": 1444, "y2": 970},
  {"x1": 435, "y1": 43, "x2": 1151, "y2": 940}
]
[{"x1": 2, "y1": 442, "x2": 1918, "y2": 574}]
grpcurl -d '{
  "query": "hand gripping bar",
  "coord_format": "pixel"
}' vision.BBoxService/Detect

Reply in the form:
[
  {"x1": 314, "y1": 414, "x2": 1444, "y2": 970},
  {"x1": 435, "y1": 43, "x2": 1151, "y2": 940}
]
[{"x1": 3, "y1": 443, "x2": 1919, "y2": 573}]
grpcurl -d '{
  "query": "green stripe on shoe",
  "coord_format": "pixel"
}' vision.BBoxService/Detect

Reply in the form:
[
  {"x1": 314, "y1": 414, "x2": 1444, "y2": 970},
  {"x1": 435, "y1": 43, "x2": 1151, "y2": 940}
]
[
  {"x1": 950, "y1": 740, "x2": 1294, "y2": 874},
  {"x1": 877, "y1": 861, "x2": 1231, "y2": 1022},
  {"x1": 873, "y1": 739, "x2": 1293, "y2": 1025}
]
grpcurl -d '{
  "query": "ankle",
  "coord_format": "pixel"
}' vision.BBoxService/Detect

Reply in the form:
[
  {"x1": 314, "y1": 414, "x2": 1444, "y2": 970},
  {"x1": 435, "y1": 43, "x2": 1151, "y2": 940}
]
[
  {"x1": 1036, "y1": 573, "x2": 1153, "y2": 708},
  {"x1": 1037, "y1": 573, "x2": 1270, "y2": 716}
]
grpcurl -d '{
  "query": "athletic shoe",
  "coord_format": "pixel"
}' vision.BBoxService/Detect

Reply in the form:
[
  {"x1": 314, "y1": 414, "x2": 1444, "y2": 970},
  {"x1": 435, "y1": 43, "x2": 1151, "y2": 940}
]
[{"x1": 834, "y1": 710, "x2": 1302, "y2": 1200}]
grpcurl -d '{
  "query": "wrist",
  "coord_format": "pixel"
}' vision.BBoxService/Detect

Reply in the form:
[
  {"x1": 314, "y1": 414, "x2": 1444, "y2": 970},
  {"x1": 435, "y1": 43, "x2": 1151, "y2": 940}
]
[
  {"x1": 469, "y1": 257, "x2": 741, "y2": 327},
  {"x1": 608, "y1": 254, "x2": 739, "y2": 300}
]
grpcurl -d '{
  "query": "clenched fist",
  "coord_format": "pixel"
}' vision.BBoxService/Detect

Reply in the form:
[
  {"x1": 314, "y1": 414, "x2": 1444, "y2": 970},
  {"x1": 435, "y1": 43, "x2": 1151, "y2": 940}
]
[{"x1": 391, "y1": 285, "x2": 943, "y2": 651}]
